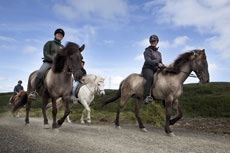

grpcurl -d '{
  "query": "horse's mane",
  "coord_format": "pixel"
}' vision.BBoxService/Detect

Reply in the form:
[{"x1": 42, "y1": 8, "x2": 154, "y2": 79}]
[
  {"x1": 162, "y1": 51, "x2": 195, "y2": 74},
  {"x1": 82, "y1": 74, "x2": 104, "y2": 84},
  {"x1": 52, "y1": 42, "x2": 80, "y2": 73}
]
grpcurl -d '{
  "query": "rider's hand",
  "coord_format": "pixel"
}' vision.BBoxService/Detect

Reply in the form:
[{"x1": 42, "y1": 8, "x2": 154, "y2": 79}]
[{"x1": 158, "y1": 63, "x2": 163, "y2": 67}]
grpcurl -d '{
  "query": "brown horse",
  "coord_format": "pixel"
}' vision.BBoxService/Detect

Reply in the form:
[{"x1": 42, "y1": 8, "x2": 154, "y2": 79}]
[
  {"x1": 15, "y1": 42, "x2": 84, "y2": 129},
  {"x1": 9, "y1": 90, "x2": 27, "y2": 117},
  {"x1": 102, "y1": 49, "x2": 209, "y2": 136}
]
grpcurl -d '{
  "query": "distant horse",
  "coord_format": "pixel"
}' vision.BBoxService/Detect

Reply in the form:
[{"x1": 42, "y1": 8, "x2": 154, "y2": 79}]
[
  {"x1": 15, "y1": 42, "x2": 84, "y2": 129},
  {"x1": 9, "y1": 90, "x2": 27, "y2": 117},
  {"x1": 55, "y1": 74, "x2": 105, "y2": 123},
  {"x1": 102, "y1": 49, "x2": 209, "y2": 136}
]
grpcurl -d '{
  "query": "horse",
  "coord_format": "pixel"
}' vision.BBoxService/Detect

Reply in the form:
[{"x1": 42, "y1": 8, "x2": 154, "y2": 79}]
[
  {"x1": 9, "y1": 90, "x2": 27, "y2": 117},
  {"x1": 102, "y1": 49, "x2": 209, "y2": 136},
  {"x1": 14, "y1": 42, "x2": 84, "y2": 129},
  {"x1": 55, "y1": 74, "x2": 105, "y2": 123}
]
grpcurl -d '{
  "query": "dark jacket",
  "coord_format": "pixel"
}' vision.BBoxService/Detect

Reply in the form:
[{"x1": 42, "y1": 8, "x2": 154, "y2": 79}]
[
  {"x1": 43, "y1": 39, "x2": 64, "y2": 63},
  {"x1": 13, "y1": 84, "x2": 23, "y2": 95},
  {"x1": 142, "y1": 46, "x2": 162, "y2": 71}
]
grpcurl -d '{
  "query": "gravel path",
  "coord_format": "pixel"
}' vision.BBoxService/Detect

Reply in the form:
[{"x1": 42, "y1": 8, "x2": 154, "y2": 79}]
[{"x1": 0, "y1": 117, "x2": 229, "y2": 153}]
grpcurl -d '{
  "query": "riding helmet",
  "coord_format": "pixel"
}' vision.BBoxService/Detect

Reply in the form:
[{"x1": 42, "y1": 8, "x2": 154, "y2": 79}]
[
  {"x1": 149, "y1": 35, "x2": 159, "y2": 42},
  {"x1": 18, "y1": 80, "x2": 22, "y2": 83},
  {"x1": 54, "y1": 28, "x2": 65, "y2": 37}
]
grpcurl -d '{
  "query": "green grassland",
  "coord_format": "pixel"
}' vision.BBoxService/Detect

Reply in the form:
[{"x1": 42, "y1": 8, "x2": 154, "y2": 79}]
[{"x1": 0, "y1": 82, "x2": 229, "y2": 127}]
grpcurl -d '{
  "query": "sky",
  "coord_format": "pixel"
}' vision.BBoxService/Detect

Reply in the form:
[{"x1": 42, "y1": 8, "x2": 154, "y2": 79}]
[{"x1": 0, "y1": 0, "x2": 230, "y2": 92}]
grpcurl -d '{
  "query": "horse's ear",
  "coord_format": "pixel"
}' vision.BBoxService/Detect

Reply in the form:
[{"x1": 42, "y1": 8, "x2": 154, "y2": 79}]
[
  {"x1": 79, "y1": 44, "x2": 85, "y2": 52},
  {"x1": 202, "y1": 49, "x2": 205, "y2": 52}
]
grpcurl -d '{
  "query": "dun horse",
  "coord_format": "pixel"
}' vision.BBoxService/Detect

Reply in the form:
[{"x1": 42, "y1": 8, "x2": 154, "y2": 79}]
[
  {"x1": 15, "y1": 42, "x2": 84, "y2": 129},
  {"x1": 9, "y1": 90, "x2": 27, "y2": 117},
  {"x1": 102, "y1": 49, "x2": 209, "y2": 136}
]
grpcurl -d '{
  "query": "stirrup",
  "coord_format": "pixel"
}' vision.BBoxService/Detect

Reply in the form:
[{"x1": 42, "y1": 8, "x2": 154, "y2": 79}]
[
  {"x1": 70, "y1": 96, "x2": 79, "y2": 104},
  {"x1": 28, "y1": 91, "x2": 38, "y2": 100},
  {"x1": 143, "y1": 96, "x2": 153, "y2": 104}
]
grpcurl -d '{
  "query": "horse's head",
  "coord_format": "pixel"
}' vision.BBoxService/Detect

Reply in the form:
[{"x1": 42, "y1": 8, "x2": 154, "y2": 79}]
[
  {"x1": 53, "y1": 42, "x2": 85, "y2": 80},
  {"x1": 84, "y1": 75, "x2": 105, "y2": 96},
  {"x1": 190, "y1": 49, "x2": 210, "y2": 84},
  {"x1": 95, "y1": 76, "x2": 105, "y2": 96}
]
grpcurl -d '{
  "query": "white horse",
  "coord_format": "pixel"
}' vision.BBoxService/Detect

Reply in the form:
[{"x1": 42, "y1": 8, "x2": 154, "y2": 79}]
[{"x1": 56, "y1": 74, "x2": 105, "y2": 123}]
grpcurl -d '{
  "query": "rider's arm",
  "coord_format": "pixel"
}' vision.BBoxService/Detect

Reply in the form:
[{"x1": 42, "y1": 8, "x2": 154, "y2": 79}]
[
  {"x1": 43, "y1": 41, "x2": 53, "y2": 63},
  {"x1": 13, "y1": 86, "x2": 18, "y2": 95}
]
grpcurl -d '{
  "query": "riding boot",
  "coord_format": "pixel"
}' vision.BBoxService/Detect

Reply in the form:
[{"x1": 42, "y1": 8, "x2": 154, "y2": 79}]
[{"x1": 28, "y1": 76, "x2": 40, "y2": 100}]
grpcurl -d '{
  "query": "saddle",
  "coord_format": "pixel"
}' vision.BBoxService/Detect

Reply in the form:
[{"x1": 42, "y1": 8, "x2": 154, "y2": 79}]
[{"x1": 75, "y1": 83, "x2": 84, "y2": 98}]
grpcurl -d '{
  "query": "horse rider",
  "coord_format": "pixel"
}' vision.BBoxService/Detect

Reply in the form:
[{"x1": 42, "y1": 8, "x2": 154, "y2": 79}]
[
  {"x1": 142, "y1": 34, "x2": 164, "y2": 104},
  {"x1": 11, "y1": 80, "x2": 24, "y2": 103},
  {"x1": 13, "y1": 80, "x2": 24, "y2": 95},
  {"x1": 71, "y1": 60, "x2": 87, "y2": 103},
  {"x1": 28, "y1": 28, "x2": 65, "y2": 99}
]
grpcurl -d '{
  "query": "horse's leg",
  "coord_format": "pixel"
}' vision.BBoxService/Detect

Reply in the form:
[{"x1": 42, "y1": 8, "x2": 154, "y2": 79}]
[
  {"x1": 81, "y1": 100, "x2": 91, "y2": 123},
  {"x1": 16, "y1": 110, "x2": 20, "y2": 118},
  {"x1": 170, "y1": 99, "x2": 183, "y2": 125},
  {"x1": 134, "y1": 98, "x2": 146, "y2": 132},
  {"x1": 80, "y1": 109, "x2": 86, "y2": 124},
  {"x1": 66, "y1": 115, "x2": 71, "y2": 123},
  {"x1": 42, "y1": 96, "x2": 49, "y2": 128},
  {"x1": 165, "y1": 100, "x2": 174, "y2": 136},
  {"x1": 115, "y1": 93, "x2": 130, "y2": 128},
  {"x1": 25, "y1": 99, "x2": 31, "y2": 125},
  {"x1": 57, "y1": 97, "x2": 70, "y2": 126},
  {"x1": 51, "y1": 98, "x2": 58, "y2": 129}
]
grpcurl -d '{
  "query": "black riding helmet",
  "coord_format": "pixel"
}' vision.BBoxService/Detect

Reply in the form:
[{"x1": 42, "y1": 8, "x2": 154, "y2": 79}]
[
  {"x1": 54, "y1": 28, "x2": 65, "y2": 37},
  {"x1": 18, "y1": 80, "x2": 22, "y2": 83},
  {"x1": 149, "y1": 35, "x2": 159, "y2": 42}
]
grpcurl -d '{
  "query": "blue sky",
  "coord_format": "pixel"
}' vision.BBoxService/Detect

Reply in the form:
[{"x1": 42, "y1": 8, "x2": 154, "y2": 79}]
[{"x1": 0, "y1": 0, "x2": 230, "y2": 92}]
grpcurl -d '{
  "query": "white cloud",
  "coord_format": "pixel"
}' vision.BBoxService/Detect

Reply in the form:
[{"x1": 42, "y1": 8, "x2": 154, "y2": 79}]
[
  {"x1": 0, "y1": 77, "x2": 6, "y2": 80},
  {"x1": 53, "y1": 0, "x2": 128, "y2": 20},
  {"x1": 23, "y1": 46, "x2": 39, "y2": 54},
  {"x1": 104, "y1": 76, "x2": 123, "y2": 89},
  {"x1": 104, "y1": 40, "x2": 114, "y2": 44},
  {"x1": 0, "y1": 35, "x2": 16, "y2": 42},
  {"x1": 153, "y1": 0, "x2": 230, "y2": 60},
  {"x1": 134, "y1": 54, "x2": 144, "y2": 61},
  {"x1": 63, "y1": 25, "x2": 97, "y2": 45},
  {"x1": 172, "y1": 36, "x2": 189, "y2": 47}
]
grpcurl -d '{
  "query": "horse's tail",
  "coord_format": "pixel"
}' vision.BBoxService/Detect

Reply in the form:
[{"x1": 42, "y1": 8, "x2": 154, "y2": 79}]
[
  {"x1": 12, "y1": 92, "x2": 28, "y2": 112},
  {"x1": 101, "y1": 80, "x2": 123, "y2": 108}
]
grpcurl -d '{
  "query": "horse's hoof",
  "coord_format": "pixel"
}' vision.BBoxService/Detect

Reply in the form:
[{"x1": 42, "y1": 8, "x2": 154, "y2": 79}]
[
  {"x1": 116, "y1": 125, "x2": 121, "y2": 129},
  {"x1": 140, "y1": 128, "x2": 148, "y2": 132},
  {"x1": 80, "y1": 120, "x2": 85, "y2": 124},
  {"x1": 86, "y1": 120, "x2": 91, "y2": 124},
  {"x1": 52, "y1": 128, "x2": 60, "y2": 133},
  {"x1": 44, "y1": 124, "x2": 50, "y2": 129},
  {"x1": 167, "y1": 132, "x2": 176, "y2": 137},
  {"x1": 25, "y1": 123, "x2": 30, "y2": 126}
]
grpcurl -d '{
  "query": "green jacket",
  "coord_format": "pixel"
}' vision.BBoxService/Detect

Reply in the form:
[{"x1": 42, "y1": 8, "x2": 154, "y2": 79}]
[{"x1": 43, "y1": 39, "x2": 64, "y2": 63}]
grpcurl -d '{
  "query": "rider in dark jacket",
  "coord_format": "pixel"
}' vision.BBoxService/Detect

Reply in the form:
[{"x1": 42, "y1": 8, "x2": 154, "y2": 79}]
[
  {"x1": 142, "y1": 35, "x2": 164, "y2": 104},
  {"x1": 13, "y1": 80, "x2": 24, "y2": 95},
  {"x1": 28, "y1": 29, "x2": 65, "y2": 100}
]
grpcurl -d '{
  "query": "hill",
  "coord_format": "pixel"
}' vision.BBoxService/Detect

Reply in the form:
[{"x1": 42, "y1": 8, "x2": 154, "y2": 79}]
[{"x1": 0, "y1": 82, "x2": 229, "y2": 127}]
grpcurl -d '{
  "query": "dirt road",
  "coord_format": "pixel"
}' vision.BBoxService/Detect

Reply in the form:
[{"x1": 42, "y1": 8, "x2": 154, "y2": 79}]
[{"x1": 0, "y1": 117, "x2": 229, "y2": 153}]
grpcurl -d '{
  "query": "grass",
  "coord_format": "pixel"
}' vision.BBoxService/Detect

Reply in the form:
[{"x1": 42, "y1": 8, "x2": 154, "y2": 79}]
[{"x1": 1, "y1": 82, "x2": 230, "y2": 127}]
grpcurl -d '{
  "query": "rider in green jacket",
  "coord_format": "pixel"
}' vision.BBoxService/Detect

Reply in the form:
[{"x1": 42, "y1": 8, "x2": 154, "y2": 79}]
[{"x1": 28, "y1": 29, "x2": 65, "y2": 99}]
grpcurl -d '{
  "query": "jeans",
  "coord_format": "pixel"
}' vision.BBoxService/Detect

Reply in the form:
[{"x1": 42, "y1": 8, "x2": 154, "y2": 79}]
[
  {"x1": 72, "y1": 81, "x2": 81, "y2": 97},
  {"x1": 142, "y1": 68, "x2": 155, "y2": 98},
  {"x1": 33, "y1": 62, "x2": 51, "y2": 90}
]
